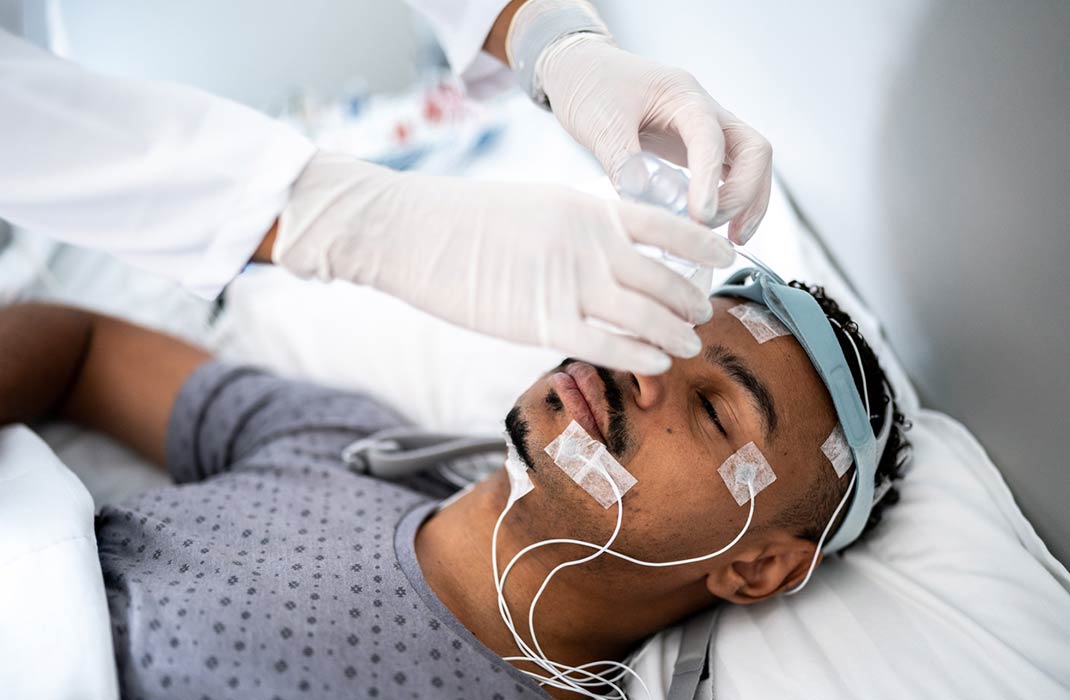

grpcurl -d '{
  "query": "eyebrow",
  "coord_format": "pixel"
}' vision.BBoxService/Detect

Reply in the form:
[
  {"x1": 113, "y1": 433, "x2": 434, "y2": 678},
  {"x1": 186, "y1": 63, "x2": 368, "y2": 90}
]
[{"x1": 703, "y1": 344, "x2": 779, "y2": 439}]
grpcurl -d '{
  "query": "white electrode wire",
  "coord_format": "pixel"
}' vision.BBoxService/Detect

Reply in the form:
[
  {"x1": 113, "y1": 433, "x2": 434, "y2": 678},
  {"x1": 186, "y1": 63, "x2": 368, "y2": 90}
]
[
  {"x1": 504, "y1": 646, "x2": 651, "y2": 690},
  {"x1": 524, "y1": 477, "x2": 761, "y2": 685},
  {"x1": 522, "y1": 475, "x2": 652, "y2": 700},
  {"x1": 495, "y1": 474, "x2": 658, "y2": 699},
  {"x1": 494, "y1": 472, "x2": 757, "y2": 699},
  {"x1": 828, "y1": 318, "x2": 870, "y2": 416},
  {"x1": 509, "y1": 660, "x2": 642, "y2": 699},
  {"x1": 785, "y1": 319, "x2": 871, "y2": 596},
  {"x1": 509, "y1": 479, "x2": 753, "y2": 697},
  {"x1": 492, "y1": 489, "x2": 621, "y2": 697},
  {"x1": 492, "y1": 470, "x2": 636, "y2": 698},
  {"x1": 500, "y1": 479, "x2": 756, "y2": 574},
  {"x1": 491, "y1": 499, "x2": 553, "y2": 675},
  {"x1": 495, "y1": 478, "x2": 755, "y2": 661},
  {"x1": 510, "y1": 478, "x2": 755, "y2": 698},
  {"x1": 783, "y1": 469, "x2": 856, "y2": 596},
  {"x1": 732, "y1": 245, "x2": 778, "y2": 281},
  {"x1": 503, "y1": 658, "x2": 635, "y2": 694},
  {"x1": 496, "y1": 473, "x2": 637, "y2": 698}
]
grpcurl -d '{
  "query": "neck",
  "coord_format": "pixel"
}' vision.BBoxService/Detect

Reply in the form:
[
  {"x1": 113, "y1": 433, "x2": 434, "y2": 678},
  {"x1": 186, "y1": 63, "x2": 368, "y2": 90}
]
[{"x1": 414, "y1": 472, "x2": 708, "y2": 698}]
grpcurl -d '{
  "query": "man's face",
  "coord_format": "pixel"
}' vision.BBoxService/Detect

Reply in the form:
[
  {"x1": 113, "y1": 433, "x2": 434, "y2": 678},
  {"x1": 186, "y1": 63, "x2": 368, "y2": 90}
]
[{"x1": 504, "y1": 297, "x2": 839, "y2": 568}]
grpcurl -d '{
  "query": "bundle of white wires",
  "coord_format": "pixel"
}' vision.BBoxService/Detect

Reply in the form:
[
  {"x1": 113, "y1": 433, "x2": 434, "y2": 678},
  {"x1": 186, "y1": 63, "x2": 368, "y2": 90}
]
[{"x1": 491, "y1": 471, "x2": 757, "y2": 699}]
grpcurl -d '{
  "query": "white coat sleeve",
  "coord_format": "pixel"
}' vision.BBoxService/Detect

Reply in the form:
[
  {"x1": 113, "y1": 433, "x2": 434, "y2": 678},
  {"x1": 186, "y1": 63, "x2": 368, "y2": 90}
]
[
  {"x1": 403, "y1": 0, "x2": 516, "y2": 97},
  {"x1": 0, "y1": 30, "x2": 316, "y2": 299}
]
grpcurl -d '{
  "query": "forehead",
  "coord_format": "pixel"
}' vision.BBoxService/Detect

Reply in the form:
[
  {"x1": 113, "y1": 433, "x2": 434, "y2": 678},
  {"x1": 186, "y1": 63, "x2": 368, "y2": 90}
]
[{"x1": 698, "y1": 296, "x2": 836, "y2": 448}]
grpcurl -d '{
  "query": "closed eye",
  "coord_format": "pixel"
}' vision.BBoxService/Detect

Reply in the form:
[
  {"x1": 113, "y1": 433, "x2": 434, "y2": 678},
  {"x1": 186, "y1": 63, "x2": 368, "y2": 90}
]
[{"x1": 699, "y1": 393, "x2": 728, "y2": 438}]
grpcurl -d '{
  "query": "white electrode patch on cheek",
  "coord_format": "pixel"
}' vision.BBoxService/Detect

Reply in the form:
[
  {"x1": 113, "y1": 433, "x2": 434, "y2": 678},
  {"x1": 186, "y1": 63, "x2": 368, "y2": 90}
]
[
  {"x1": 718, "y1": 441, "x2": 777, "y2": 505},
  {"x1": 503, "y1": 432, "x2": 534, "y2": 504},
  {"x1": 544, "y1": 420, "x2": 637, "y2": 509},
  {"x1": 728, "y1": 301, "x2": 791, "y2": 344},
  {"x1": 821, "y1": 425, "x2": 853, "y2": 477}
]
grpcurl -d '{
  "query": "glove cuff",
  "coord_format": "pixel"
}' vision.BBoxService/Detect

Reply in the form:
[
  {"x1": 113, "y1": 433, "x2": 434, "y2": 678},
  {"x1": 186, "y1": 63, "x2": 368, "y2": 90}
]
[
  {"x1": 506, "y1": 0, "x2": 611, "y2": 109},
  {"x1": 274, "y1": 152, "x2": 401, "y2": 285}
]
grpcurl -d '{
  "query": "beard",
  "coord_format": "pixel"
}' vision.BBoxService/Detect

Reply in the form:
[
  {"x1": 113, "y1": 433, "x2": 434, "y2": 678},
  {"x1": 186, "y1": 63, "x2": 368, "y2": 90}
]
[{"x1": 504, "y1": 404, "x2": 536, "y2": 470}]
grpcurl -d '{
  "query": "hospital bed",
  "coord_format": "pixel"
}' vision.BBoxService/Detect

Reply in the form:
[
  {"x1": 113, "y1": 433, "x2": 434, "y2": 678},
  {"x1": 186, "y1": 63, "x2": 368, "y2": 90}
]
[{"x1": 2, "y1": 3, "x2": 1069, "y2": 697}]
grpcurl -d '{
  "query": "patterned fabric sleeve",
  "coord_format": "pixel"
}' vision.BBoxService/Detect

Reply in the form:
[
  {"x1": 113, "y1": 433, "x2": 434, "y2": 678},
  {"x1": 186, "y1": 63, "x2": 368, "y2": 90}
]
[{"x1": 165, "y1": 362, "x2": 410, "y2": 484}]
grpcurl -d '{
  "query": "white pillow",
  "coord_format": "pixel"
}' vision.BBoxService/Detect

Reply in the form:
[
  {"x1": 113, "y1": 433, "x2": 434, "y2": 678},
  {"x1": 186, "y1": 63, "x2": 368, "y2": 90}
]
[
  {"x1": 0, "y1": 425, "x2": 119, "y2": 700},
  {"x1": 633, "y1": 411, "x2": 1070, "y2": 699},
  {"x1": 214, "y1": 176, "x2": 1070, "y2": 699}
]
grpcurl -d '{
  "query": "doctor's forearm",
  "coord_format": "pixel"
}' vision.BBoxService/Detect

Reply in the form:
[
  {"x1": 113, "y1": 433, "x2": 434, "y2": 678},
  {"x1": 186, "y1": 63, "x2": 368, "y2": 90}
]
[
  {"x1": 251, "y1": 219, "x2": 279, "y2": 264},
  {"x1": 483, "y1": 0, "x2": 526, "y2": 65}
]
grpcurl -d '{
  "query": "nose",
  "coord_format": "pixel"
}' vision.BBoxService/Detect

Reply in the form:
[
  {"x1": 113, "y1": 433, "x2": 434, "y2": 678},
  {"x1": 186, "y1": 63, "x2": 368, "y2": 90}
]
[{"x1": 632, "y1": 369, "x2": 670, "y2": 411}]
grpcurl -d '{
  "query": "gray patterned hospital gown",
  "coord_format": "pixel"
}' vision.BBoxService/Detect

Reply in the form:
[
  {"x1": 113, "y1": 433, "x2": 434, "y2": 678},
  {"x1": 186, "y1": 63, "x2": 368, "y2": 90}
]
[{"x1": 95, "y1": 362, "x2": 548, "y2": 700}]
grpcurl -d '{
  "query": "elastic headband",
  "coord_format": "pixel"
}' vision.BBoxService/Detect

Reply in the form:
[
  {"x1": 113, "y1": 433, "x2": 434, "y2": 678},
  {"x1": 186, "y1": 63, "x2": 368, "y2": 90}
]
[{"x1": 712, "y1": 266, "x2": 892, "y2": 553}]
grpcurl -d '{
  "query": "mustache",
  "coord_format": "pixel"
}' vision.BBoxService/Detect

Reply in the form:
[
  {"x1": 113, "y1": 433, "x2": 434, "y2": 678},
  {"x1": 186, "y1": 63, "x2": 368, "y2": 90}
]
[{"x1": 557, "y1": 358, "x2": 631, "y2": 458}]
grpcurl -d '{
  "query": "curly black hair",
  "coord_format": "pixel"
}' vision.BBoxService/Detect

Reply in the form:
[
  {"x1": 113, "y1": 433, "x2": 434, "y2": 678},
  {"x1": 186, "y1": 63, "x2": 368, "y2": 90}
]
[{"x1": 770, "y1": 281, "x2": 914, "y2": 551}]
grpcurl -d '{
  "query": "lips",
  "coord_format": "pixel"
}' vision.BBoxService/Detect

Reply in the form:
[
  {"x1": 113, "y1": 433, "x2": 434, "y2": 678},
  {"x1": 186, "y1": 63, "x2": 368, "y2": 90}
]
[{"x1": 548, "y1": 361, "x2": 610, "y2": 445}]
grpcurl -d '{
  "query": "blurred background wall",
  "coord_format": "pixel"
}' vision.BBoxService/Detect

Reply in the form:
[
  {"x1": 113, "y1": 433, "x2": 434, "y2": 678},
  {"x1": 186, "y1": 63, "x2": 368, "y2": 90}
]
[
  {"x1": 29, "y1": 0, "x2": 437, "y2": 112},
  {"x1": 598, "y1": 0, "x2": 1070, "y2": 564}
]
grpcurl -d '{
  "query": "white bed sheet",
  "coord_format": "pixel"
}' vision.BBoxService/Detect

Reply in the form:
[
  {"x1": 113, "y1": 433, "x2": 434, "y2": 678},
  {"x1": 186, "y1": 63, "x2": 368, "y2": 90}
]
[{"x1": 0, "y1": 425, "x2": 119, "y2": 700}]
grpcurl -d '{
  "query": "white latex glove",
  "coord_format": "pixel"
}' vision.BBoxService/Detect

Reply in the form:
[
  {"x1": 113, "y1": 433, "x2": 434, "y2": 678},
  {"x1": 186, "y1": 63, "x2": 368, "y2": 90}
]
[
  {"x1": 274, "y1": 153, "x2": 737, "y2": 375},
  {"x1": 535, "y1": 34, "x2": 773, "y2": 244}
]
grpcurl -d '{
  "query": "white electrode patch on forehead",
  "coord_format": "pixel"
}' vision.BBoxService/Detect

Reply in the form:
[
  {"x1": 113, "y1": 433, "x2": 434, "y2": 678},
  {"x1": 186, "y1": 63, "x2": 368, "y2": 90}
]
[
  {"x1": 718, "y1": 441, "x2": 777, "y2": 505},
  {"x1": 503, "y1": 432, "x2": 535, "y2": 505},
  {"x1": 544, "y1": 420, "x2": 637, "y2": 509},
  {"x1": 821, "y1": 425, "x2": 853, "y2": 478},
  {"x1": 728, "y1": 301, "x2": 792, "y2": 344}
]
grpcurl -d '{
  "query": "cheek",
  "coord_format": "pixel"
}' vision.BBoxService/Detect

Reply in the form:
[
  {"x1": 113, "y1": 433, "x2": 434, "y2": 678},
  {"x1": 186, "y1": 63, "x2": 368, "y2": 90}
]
[
  {"x1": 612, "y1": 430, "x2": 739, "y2": 559},
  {"x1": 625, "y1": 409, "x2": 727, "y2": 498}
]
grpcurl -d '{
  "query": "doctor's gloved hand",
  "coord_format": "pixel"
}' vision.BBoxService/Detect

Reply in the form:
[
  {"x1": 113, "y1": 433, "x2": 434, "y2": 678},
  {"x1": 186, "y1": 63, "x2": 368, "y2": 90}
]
[
  {"x1": 272, "y1": 152, "x2": 736, "y2": 375},
  {"x1": 506, "y1": 1, "x2": 773, "y2": 244}
]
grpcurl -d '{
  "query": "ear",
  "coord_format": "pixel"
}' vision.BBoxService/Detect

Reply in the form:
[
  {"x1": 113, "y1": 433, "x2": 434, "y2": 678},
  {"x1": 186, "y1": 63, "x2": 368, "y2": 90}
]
[{"x1": 705, "y1": 535, "x2": 819, "y2": 604}]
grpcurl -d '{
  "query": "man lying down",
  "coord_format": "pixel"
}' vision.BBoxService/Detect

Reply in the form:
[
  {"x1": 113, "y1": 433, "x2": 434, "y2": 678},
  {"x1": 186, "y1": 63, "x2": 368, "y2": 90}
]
[{"x1": 0, "y1": 271, "x2": 910, "y2": 700}]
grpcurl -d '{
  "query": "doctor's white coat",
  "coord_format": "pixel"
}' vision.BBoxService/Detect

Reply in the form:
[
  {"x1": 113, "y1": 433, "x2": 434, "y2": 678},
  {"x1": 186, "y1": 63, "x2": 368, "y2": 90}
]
[{"x1": 0, "y1": 0, "x2": 512, "y2": 298}]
